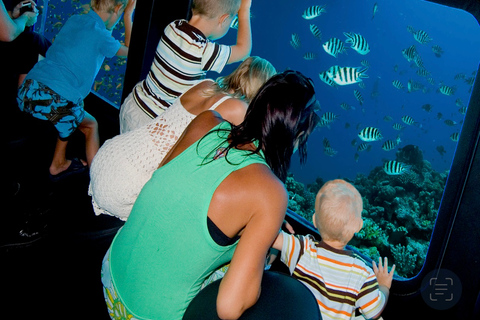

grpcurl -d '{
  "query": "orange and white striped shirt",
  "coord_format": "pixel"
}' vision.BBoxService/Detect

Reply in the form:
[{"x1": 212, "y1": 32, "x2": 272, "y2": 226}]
[{"x1": 280, "y1": 232, "x2": 386, "y2": 320}]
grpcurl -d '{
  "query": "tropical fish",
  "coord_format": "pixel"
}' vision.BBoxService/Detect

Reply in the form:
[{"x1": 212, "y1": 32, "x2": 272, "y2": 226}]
[
  {"x1": 444, "y1": 119, "x2": 457, "y2": 126},
  {"x1": 340, "y1": 102, "x2": 354, "y2": 111},
  {"x1": 427, "y1": 77, "x2": 435, "y2": 85},
  {"x1": 325, "y1": 65, "x2": 341, "y2": 79},
  {"x1": 406, "y1": 25, "x2": 416, "y2": 34},
  {"x1": 416, "y1": 68, "x2": 430, "y2": 77},
  {"x1": 372, "y1": 3, "x2": 378, "y2": 20},
  {"x1": 322, "y1": 138, "x2": 337, "y2": 156},
  {"x1": 323, "y1": 38, "x2": 347, "y2": 58},
  {"x1": 402, "y1": 45, "x2": 423, "y2": 68},
  {"x1": 383, "y1": 160, "x2": 411, "y2": 175},
  {"x1": 302, "y1": 5, "x2": 327, "y2": 19},
  {"x1": 383, "y1": 115, "x2": 393, "y2": 122},
  {"x1": 357, "y1": 143, "x2": 371, "y2": 152},
  {"x1": 309, "y1": 24, "x2": 322, "y2": 40},
  {"x1": 358, "y1": 82, "x2": 366, "y2": 89},
  {"x1": 421, "y1": 104, "x2": 433, "y2": 112},
  {"x1": 432, "y1": 45, "x2": 444, "y2": 57},
  {"x1": 458, "y1": 106, "x2": 467, "y2": 115},
  {"x1": 454, "y1": 73, "x2": 466, "y2": 80},
  {"x1": 413, "y1": 30, "x2": 433, "y2": 44},
  {"x1": 344, "y1": 32, "x2": 370, "y2": 55},
  {"x1": 401, "y1": 115, "x2": 416, "y2": 126},
  {"x1": 465, "y1": 77, "x2": 475, "y2": 86},
  {"x1": 332, "y1": 66, "x2": 368, "y2": 86},
  {"x1": 318, "y1": 71, "x2": 337, "y2": 87},
  {"x1": 358, "y1": 127, "x2": 382, "y2": 142},
  {"x1": 392, "y1": 123, "x2": 405, "y2": 131},
  {"x1": 450, "y1": 132, "x2": 460, "y2": 142},
  {"x1": 321, "y1": 112, "x2": 339, "y2": 123},
  {"x1": 437, "y1": 112, "x2": 443, "y2": 120},
  {"x1": 361, "y1": 60, "x2": 369, "y2": 67},
  {"x1": 303, "y1": 52, "x2": 317, "y2": 60},
  {"x1": 382, "y1": 137, "x2": 401, "y2": 151},
  {"x1": 407, "y1": 79, "x2": 425, "y2": 93},
  {"x1": 354, "y1": 153, "x2": 360, "y2": 162},
  {"x1": 456, "y1": 98, "x2": 464, "y2": 107},
  {"x1": 353, "y1": 89, "x2": 364, "y2": 105},
  {"x1": 438, "y1": 85, "x2": 456, "y2": 96},
  {"x1": 290, "y1": 33, "x2": 301, "y2": 49},
  {"x1": 392, "y1": 80, "x2": 404, "y2": 90}
]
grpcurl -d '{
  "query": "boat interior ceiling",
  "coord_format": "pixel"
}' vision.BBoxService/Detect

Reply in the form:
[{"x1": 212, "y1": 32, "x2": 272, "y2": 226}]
[{"x1": 2, "y1": 0, "x2": 479, "y2": 318}]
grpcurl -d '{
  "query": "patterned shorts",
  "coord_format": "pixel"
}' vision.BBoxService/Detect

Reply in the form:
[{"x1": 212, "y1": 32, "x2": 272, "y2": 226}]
[
  {"x1": 101, "y1": 248, "x2": 140, "y2": 320},
  {"x1": 17, "y1": 79, "x2": 85, "y2": 139}
]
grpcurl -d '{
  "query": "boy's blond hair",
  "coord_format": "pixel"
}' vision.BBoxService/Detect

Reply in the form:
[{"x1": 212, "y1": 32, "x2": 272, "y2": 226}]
[
  {"x1": 192, "y1": 0, "x2": 241, "y2": 19},
  {"x1": 204, "y1": 56, "x2": 276, "y2": 103},
  {"x1": 91, "y1": 0, "x2": 127, "y2": 13},
  {"x1": 314, "y1": 179, "x2": 363, "y2": 244}
]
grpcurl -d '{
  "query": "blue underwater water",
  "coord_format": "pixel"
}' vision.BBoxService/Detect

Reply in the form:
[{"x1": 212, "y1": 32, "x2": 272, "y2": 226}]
[
  {"x1": 34, "y1": 0, "x2": 480, "y2": 277},
  {"x1": 218, "y1": 0, "x2": 480, "y2": 185}
]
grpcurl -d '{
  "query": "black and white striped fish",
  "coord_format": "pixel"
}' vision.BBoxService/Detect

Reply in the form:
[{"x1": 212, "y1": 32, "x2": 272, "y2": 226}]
[
  {"x1": 303, "y1": 52, "x2": 317, "y2": 60},
  {"x1": 450, "y1": 132, "x2": 459, "y2": 142},
  {"x1": 432, "y1": 45, "x2": 443, "y2": 57},
  {"x1": 401, "y1": 115, "x2": 416, "y2": 125},
  {"x1": 458, "y1": 106, "x2": 467, "y2": 114},
  {"x1": 392, "y1": 80, "x2": 404, "y2": 90},
  {"x1": 321, "y1": 112, "x2": 339, "y2": 123},
  {"x1": 309, "y1": 24, "x2": 322, "y2": 40},
  {"x1": 290, "y1": 33, "x2": 301, "y2": 49},
  {"x1": 340, "y1": 102, "x2": 354, "y2": 110},
  {"x1": 383, "y1": 160, "x2": 411, "y2": 175},
  {"x1": 353, "y1": 89, "x2": 364, "y2": 105},
  {"x1": 302, "y1": 5, "x2": 327, "y2": 19},
  {"x1": 444, "y1": 119, "x2": 457, "y2": 126},
  {"x1": 382, "y1": 136, "x2": 401, "y2": 151},
  {"x1": 402, "y1": 45, "x2": 419, "y2": 62},
  {"x1": 332, "y1": 66, "x2": 368, "y2": 86},
  {"x1": 392, "y1": 123, "x2": 405, "y2": 131},
  {"x1": 318, "y1": 71, "x2": 337, "y2": 87},
  {"x1": 407, "y1": 25, "x2": 416, "y2": 34},
  {"x1": 416, "y1": 68, "x2": 430, "y2": 77},
  {"x1": 361, "y1": 60, "x2": 369, "y2": 67},
  {"x1": 357, "y1": 143, "x2": 371, "y2": 152},
  {"x1": 438, "y1": 85, "x2": 456, "y2": 96},
  {"x1": 323, "y1": 38, "x2": 347, "y2": 58},
  {"x1": 344, "y1": 32, "x2": 370, "y2": 55},
  {"x1": 414, "y1": 29, "x2": 432, "y2": 44},
  {"x1": 358, "y1": 127, "x2": 383, "y2": 142}
]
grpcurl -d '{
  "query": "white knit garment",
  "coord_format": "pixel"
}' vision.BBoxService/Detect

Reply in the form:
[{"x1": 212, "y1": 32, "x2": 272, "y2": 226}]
[{"x1": 88, "y1": 95, "x2": 231, "y2": 221}]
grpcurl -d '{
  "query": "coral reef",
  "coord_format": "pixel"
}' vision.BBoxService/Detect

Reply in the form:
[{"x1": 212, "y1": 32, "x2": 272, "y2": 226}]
[{"x1": 285, "y1": 145, "x2": 448, "y2": 278}]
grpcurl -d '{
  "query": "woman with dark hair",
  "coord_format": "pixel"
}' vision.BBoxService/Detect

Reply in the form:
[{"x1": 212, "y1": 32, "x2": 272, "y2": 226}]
[{"x1": 101, "y1": 70, "x2": 320, "y2": 320}]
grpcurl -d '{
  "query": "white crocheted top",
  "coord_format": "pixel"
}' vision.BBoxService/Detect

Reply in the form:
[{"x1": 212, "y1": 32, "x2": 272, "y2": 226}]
[{"x1": 88, "y1": 91, "x2": 231, "y2": 221}]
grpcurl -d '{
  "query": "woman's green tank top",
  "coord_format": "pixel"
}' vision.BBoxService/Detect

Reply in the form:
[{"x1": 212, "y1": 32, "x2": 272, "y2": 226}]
[{"x1": 109, "y1": 121, "x2": 268, "y2": 319}]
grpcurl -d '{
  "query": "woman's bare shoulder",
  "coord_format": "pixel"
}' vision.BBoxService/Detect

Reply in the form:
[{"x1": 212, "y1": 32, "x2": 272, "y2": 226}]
[{"x1": 214, "y1": 98, "x2": 248, "y2": 126}]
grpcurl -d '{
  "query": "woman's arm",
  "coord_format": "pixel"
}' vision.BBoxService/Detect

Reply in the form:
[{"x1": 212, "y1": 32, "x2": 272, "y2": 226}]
[{"x1": 216, "y1": 169, "x2": 288, "y2": 319}]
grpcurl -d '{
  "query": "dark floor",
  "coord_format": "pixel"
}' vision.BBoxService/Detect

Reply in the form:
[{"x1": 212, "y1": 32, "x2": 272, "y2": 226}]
[{"x1": 2, "y1": 114, "x2": 124, "y2": 319}]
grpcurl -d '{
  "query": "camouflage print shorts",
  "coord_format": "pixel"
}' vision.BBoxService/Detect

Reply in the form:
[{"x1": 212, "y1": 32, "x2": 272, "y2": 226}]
[{"x1": 17, "y1": 79, "x2": 85, "y2": 139}]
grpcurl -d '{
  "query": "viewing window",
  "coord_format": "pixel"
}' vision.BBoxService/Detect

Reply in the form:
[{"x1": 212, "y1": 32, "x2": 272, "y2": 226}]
[{"x1": 218, "y1": 0, "x2": 480, "y2": 278}]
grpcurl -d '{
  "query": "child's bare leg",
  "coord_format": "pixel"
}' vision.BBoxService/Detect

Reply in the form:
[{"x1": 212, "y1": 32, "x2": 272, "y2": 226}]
[
  {"x1": 78, "y1": 111, "x2": 99, "y2": 166},
  {"x1": 50, "y1": 137, "x2": 71, "y2": 175}
]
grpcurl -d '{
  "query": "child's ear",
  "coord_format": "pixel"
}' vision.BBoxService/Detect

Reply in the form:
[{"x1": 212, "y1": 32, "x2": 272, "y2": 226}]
[
  {"x1": 114, "y1": 3, "x2": 124, "y2": 14},
  {"x1": 219, "y1": 13, "x2": 230, "y2": 26},
  {"x1": 312, "y1": 213, "x2": 317, "y2": 228}
]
